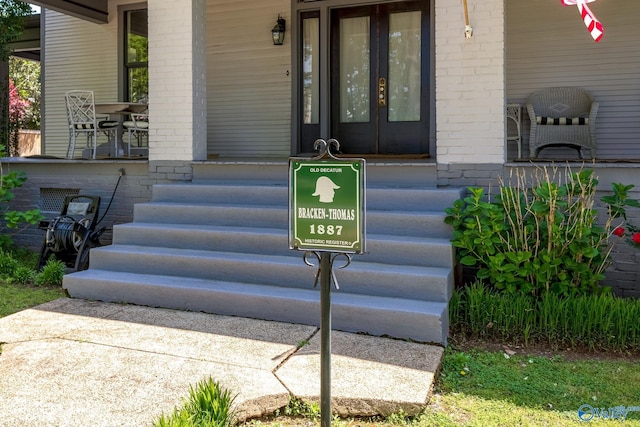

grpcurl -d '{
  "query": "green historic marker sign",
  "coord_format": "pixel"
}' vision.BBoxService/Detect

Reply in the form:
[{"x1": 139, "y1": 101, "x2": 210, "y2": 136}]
[{"x1": 289, "y1": 159, "x2": 365, "y2": 253}]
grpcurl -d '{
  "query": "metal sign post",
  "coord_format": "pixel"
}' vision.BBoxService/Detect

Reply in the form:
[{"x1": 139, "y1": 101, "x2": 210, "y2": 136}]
[
  {"x1": 319, "y1": 250, "x2": 331, "y2": 427},
  {"x1": 289, "y1": 139, "x2": 366, "y2": 427}
]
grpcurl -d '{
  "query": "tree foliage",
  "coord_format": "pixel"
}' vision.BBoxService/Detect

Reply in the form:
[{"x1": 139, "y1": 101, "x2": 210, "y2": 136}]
[
  {"x1": 9, "y1": 56, "x2": 40, "y2": 129},
  {"x1": 0, "y1": 0, "x2": 33, "y2": 61},
  {"x1": 0, "y1": 158, "x2": 44, "y2": 249},
  {"x1": 7, "y1": 78, "x2": 28, "y2": 155},
  {"x1": 1, "y1": 1, "x2": 34, "y2": 152}
]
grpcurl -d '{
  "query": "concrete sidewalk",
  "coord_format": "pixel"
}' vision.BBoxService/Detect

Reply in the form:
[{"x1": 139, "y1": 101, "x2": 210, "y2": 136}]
[{"x1": 0, "y1": 298, "x2": 443, "y2": 426}]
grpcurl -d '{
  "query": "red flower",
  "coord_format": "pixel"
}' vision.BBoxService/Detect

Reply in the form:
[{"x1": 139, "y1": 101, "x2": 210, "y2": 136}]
[
  {"x1": 632, "y1": 233, "x2": 640, "y2": 244},
  {"x1": 8, "y1": 79, "x2": 29, "y2": 124},
  {"x1": 613, "y1": 227, "x2": 625, "y2": 237}
]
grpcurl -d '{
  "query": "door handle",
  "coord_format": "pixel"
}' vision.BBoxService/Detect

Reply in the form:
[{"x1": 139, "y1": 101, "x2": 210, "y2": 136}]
[{"x1": 378, "y1": 77, "x2": 386, "y2": 107}]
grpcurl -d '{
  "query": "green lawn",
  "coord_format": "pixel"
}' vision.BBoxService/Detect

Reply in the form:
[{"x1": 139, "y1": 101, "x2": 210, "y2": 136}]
[
  {"x1": 431, "y1": 347, "x2": 640, "y2": 426},
  {"x1": 0, "y1": 281, "x2": 65, "y2": 318},
  {"x1": 244, "y1": 347, "x2": 640, "y2": 426}
]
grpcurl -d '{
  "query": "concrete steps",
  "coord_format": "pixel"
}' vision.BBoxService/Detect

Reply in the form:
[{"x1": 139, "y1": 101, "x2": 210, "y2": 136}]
[{"x1": 64, "y1": 179, "x2": 462, "y2": 344}]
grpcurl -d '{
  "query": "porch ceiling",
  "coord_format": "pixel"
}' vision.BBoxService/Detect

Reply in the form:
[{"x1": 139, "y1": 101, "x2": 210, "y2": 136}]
[
  {"x1": 10, "y1": 14, "x2": 40, "y2": 61},
  {"x1": 27, "y1": 0, "x2": 108, "y2": 24}
]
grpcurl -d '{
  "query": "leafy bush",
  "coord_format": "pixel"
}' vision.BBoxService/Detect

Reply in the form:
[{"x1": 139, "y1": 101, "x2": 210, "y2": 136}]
[
  {"x1": 0, "y1": 247, "x2": 37, "y2": 284},
  {"x1": 280, "y1": 397, "x2": 321, "y2": 420},
  {"x1": 10, "y1": 57, "x2": 41, "y2": 131},
  {"x1": 445, "y1": 167, "x2": 638, "y2": 296},
  {"x1": 34, "y1": 259, "x2": 65, "y2": 287},
  {"x1": 450, "y1": 282, "x2": 640, "y2": 351},
  {"x1": 11, "y1": 265, "x2": 35, "y2": 285},
  {"x1": 604, "y1": 182, "x2": 640, "y2": 250},
  {"x1": 154, "y1": 377, "x2": 236, "y2": 427},
  {"x1": 0, "y1": 249, "x2": 19, "y2": 277},
  {"x1": 11, "y1": 246, "x2": 39, "y2": 268},
  {"x1": 0, "y1": 158, "x2": 44, "y2": 250}
]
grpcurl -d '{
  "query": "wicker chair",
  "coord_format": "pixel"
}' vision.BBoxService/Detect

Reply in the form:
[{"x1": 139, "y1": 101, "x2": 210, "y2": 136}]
[{"x1": 526, "y1": 87, "x2": 598, "y2": 159}]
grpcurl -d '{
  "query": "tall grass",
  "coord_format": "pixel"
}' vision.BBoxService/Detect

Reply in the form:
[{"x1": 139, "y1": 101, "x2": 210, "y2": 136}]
[
  {"x1": 154, "y1": 377, "x2": 236, "y2": 427},
  {"x1": 451, "y1": 282, "x2": 640, "y2": 352}
]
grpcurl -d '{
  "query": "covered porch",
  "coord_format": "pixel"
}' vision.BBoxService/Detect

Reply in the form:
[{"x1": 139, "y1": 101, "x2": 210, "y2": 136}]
[{"x1": 12, "y1": 0, "x2": 636, "y2": 164}]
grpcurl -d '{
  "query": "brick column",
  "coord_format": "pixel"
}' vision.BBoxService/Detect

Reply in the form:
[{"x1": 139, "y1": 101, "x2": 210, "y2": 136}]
[
  {"x1": 435, "y1": 0, "x2": 506, "y2": 165},
  {"x1": 148, "y1": 0, "x2": 207, "y2": 162}
]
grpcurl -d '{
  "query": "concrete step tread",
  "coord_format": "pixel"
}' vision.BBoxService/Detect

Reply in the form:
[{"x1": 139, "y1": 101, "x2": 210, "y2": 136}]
[
  {"x1": 93, "y1": 244, "x2": 452, "y2": 277},
  {"x1": 140, "y1": 200, "x2": 284, "y2": 209},
  {"x1": 138, "y1": 200, "x2": 450, "y2": 216},
  {"x1": 163, "y1": 180, "x2": 461, "y2": 194},
  {"x1": 157, "y1": 180, "x2": 289, "y2": 187},
  {"x1": 114, "y1": 221, "x2": 453, "y2": 245},
  {"x1": 152, "y1": 182, "x2": 462, "y2": 206},
  {"x1": 116, "y1": 222, "x2": 285, "y2": 234},
  {"x1": 66, "y1": 269, "x2": 448, "y2": 314},
  {"x1": 159, "y1": 180, "x2": 458, "y2": 190}
]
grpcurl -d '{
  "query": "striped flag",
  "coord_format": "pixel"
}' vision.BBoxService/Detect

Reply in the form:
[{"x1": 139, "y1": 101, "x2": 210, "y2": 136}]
[{"x1": 561, "y1": 0, "x2": 604, "y2": 42}]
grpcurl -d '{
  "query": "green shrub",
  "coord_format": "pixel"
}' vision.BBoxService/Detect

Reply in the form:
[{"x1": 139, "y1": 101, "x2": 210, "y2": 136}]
[
  {"x1": 281, "y1": 397, "x2": 321, "y2": 420},
  {"x1": 0, "y1": 250, "x2": 19, "y2": 277},
  {"x1": 34, "y1": 259, "x2": 65, "y2": 287},
  {"x1": 0, "y1": 156, "x2": 45, "y2": 250},
  {"x1": 11, "y1": 265, "x2": 35, "y2": 285},
  {"x1": 11, "y1": 246, "x2": 39, "y2": 268},
  {"x1": 450, "y1": 282, "x2": 640, "y2": 351},
  {"x1": 154, "y1": 377, "x2": 236, "y2": 427},
  {"x1": 445, "y1": 167, "x2": 638, "y2": 296}
]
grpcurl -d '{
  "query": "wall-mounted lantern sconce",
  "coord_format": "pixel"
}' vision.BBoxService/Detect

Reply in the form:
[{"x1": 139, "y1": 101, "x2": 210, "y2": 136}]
[{"x1": 272, "y1": 15, "x2": 286, "y2": 45}]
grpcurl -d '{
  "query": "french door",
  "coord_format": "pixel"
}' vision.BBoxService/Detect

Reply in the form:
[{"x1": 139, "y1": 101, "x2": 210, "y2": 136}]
[{"x1": 330, "y1": 1, "x2": 428, "y2": 155}]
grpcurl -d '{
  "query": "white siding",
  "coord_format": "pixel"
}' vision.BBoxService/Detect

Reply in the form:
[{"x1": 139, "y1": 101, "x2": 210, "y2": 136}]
[
  {"x1": 507, "y1": 0, "x2": 640, "y2": 160},
  {"x1": 42, "y1": 9, "x2": 119, "y2": 157},
  {"x1": 42, "y1": 0, "x2": 142, "y2": 158},
  {"x1": 206, "y1": 0, "x2": 291, "y2": 158}
]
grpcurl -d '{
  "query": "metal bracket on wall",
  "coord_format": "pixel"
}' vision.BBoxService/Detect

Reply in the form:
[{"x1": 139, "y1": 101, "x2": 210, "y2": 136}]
[{"x1": 463, "y1": 0, "x2": 473, "y2": 39}]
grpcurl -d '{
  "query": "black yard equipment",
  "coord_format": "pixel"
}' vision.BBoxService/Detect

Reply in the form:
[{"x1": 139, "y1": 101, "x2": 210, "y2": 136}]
[
  {"x1": 37, "y1": 168, "x2": 125, "y2": 272},
  {"x1": 37, "y1": 195, "x2": 104, "y2": 272}
]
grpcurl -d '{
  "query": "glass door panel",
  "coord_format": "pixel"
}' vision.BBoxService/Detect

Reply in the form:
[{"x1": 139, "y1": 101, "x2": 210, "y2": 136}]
[
  {"x1": 303, "y1": 17, "x2": 319, "y2": 125},
  {"x1": 340, "y1": 16, "x2": 370, "y2": 123},
  {"x1": 299, "y1": 11, "x2": 321, "y2": 152},
  {"x1": 388, "y1": 11, "x2": 421, "y2": 122}
]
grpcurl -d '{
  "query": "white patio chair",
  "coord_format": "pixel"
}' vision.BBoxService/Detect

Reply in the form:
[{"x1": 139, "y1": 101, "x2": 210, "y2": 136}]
[
  {"x1": 65, "y1": 90, "x2": 119, "y2": 159},
  {"x1": 122, "y1": 110, "x2": 148, "y2": 157}
]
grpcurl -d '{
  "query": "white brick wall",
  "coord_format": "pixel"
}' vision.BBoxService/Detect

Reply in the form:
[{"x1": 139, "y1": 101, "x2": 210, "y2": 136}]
[
  {"x1": 148, "y1": 0, "x2": 207, "y2": 161},
  {"x1": 435, "y1": 0, "x2": 506, "y2": 164}
]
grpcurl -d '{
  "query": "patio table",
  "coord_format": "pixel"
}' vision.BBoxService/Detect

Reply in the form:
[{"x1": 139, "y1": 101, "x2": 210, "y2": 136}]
[{"x1": 95, "y1": 102, "x2": 148, "y2": 156}]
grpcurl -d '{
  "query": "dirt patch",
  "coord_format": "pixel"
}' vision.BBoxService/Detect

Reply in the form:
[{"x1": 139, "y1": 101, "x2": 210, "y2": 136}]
[{"x1": 448, "y1": 334, "x2": 640, "y2": 362}]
